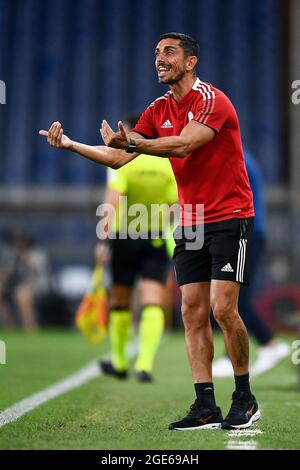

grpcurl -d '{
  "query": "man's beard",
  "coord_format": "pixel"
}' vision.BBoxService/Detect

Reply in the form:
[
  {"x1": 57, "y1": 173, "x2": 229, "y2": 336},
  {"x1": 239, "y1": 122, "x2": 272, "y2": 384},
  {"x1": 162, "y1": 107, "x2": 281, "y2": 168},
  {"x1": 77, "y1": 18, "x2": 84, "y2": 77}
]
[{"x1": 158, "y1": 69, "x2": 185, "y2": 85}]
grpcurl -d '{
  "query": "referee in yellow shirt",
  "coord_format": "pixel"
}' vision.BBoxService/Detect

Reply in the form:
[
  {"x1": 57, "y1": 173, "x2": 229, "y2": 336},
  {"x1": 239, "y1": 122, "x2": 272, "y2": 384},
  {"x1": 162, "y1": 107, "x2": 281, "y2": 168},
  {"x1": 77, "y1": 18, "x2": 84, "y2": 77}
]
[{"x1": 98, "y1": 114, "x2": 178, "y2": 382}]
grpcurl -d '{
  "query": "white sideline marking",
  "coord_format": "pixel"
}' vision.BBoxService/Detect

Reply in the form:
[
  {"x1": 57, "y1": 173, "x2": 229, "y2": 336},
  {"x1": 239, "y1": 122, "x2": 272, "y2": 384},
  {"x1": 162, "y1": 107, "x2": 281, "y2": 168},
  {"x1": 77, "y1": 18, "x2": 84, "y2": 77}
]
[
  {"x1": 227, "y1": 440, "x2": 257, "y2": 450},
  {"x1": 0, "y1": 341, "x2": 138, "y2": 429},
  {"x1": 226, "y1": 427, "x2": 262, "y2": 449},
  {"x1": 228, "y1": 429, "x2": 263, "y2": 437},
  {"x1": 0, "y1": 361, "x2": 100, "y2": 428}
]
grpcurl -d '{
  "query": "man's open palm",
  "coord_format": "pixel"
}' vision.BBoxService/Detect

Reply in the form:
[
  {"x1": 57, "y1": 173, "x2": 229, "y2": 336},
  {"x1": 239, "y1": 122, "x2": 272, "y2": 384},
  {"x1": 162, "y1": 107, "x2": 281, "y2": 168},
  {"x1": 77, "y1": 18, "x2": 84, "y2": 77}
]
[{"x1": 101, "y1": 120, "x2": 130, "y2": 149}]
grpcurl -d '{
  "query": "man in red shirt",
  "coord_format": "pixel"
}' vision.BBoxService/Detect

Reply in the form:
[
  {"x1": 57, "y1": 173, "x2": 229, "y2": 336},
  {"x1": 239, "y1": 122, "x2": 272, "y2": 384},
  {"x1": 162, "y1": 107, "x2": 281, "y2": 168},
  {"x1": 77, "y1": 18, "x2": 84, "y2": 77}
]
[{"x1": 40, "y1": 32, "x2": 260, "y2": 430}]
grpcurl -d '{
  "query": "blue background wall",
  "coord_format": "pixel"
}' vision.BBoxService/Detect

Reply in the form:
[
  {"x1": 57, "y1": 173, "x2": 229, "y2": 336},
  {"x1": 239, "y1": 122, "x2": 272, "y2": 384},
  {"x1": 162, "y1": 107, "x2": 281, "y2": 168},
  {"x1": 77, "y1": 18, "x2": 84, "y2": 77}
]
[{"x1": 0, "y1": 0, "x2": 284, "y2": 186}]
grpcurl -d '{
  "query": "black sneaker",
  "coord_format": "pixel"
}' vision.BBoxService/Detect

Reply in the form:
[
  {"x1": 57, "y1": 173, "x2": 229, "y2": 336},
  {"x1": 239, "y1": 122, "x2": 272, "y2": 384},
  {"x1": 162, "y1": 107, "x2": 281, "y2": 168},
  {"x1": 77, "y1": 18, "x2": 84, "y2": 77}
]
[
  {"x1": 134, "y1": 370, "x2": 153, "y2": 383},
  {"x1": 169, "y1": 401, "x2": 223, "y2": 431},
  {"x1": 222, "y1": 391, "x2": 261, "y2": 429},
  {"x1": 99, "y1": 360, "x2": 128, "y2": 379}
]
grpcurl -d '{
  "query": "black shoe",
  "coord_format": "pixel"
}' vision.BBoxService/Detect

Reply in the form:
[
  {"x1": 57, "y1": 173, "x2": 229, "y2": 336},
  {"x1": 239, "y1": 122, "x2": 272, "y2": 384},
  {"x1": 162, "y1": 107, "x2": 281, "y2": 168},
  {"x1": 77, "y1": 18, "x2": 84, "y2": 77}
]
[
  {"x1": 169, "y1": 401, "x2": 223, "y2": 431},
  {"x1": 99, "y1": 360, "x2": 128, "y2": 379},
  {"x1": 134, "y1": 370, "x2": 153, "y2": 383},
  {"x1": 222, "y1": 391, "x2": 261, "y2": 429}
]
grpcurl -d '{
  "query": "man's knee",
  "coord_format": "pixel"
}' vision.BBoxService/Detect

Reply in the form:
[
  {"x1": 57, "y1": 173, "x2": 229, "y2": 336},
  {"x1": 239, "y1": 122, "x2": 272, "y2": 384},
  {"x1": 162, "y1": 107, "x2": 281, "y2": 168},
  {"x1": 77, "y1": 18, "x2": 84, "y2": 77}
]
[
  {"x1": 181, "y1": 299, "x2": 209, "y2": 330},
  {"x1": 210, "y1": 280, "x2": 241, "y2": 327},
  {"x1": 211, "y1": 298, "x2": 238, "y2": 328}
]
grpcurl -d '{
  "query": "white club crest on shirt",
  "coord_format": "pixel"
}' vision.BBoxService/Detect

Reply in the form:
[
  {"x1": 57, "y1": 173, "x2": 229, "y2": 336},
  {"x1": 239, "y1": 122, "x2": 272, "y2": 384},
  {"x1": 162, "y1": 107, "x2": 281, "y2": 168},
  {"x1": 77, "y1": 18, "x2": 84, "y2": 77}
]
[{"x1": 188, "y1": 112, "x2": 194, "y2": 122}]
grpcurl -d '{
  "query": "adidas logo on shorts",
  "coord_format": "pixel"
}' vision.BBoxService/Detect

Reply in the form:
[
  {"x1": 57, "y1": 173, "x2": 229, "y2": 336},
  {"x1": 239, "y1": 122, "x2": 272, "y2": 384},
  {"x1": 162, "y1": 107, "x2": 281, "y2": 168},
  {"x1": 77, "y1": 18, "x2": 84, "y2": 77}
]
[{"x1": 221, "y1": 263, "x2": 234, "y2": 272}]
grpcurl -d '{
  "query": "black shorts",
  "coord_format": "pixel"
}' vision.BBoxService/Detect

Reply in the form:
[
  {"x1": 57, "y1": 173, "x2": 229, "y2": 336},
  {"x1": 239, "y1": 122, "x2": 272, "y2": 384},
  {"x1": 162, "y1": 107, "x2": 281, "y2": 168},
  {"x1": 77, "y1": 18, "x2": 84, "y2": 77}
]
[
  {"x1": 110, "y1": 237, "x2": 169, "y2": 287},
  {"x1": 173, "y1": 218, "x2": 254, "y2": 286}
]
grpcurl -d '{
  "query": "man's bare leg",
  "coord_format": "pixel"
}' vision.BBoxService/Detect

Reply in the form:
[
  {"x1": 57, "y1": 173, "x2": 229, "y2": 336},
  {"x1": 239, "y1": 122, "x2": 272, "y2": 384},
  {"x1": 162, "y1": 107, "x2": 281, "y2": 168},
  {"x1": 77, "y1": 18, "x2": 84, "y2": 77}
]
[
  {"x1": 210, "y1": 279, "x2": 260, "y2": 429},
  {"x1": 210, "y1": 280, "x2": 249, "y2": 375},
  {"x1": 180, "y1": 282, "x2": 212, "y2": 382},
  {"x1": 169, "y1": 281, "x2": 223, "y2": 430}
]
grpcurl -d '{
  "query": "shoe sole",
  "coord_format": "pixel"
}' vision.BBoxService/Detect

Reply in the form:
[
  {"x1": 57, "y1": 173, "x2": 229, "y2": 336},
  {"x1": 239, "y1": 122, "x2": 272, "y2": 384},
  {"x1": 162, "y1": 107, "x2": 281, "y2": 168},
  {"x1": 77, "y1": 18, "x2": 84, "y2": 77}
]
[
  {"x1": 170, "y1": 422, "x2": 222, "y2": 431},
  {"x1": 222, "y1": 409, "x2": 261, "y2": 430}
]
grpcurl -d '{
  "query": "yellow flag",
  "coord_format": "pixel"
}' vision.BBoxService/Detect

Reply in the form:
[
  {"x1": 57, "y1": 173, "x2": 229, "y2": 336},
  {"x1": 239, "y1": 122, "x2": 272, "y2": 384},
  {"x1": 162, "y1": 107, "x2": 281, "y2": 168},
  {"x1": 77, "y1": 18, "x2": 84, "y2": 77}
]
[{"x1": 75, "y1": 265, "x2": 108, "y2": 344}]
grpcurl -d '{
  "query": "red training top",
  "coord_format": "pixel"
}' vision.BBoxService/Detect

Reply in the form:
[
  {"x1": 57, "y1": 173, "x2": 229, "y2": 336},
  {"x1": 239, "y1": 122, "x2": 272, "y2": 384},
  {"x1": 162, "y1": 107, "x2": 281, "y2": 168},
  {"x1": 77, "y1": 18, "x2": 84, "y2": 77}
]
[{"x1": 133, "y1": 78, "x2": 254, "y2": 225}]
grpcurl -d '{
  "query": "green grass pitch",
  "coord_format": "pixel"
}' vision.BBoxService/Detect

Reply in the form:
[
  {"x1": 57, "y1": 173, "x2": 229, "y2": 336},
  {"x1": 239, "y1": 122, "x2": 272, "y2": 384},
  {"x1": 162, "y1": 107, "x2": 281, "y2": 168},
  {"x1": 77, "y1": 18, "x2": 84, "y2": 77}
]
[{"x1": 0, "y1": 329, "x2": 299, "y2": 450}]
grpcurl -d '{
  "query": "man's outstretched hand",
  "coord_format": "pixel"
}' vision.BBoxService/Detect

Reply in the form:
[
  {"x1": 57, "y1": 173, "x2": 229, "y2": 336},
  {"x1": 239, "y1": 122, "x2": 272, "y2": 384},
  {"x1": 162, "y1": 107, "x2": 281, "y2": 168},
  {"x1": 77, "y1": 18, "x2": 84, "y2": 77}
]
[
  {"x1": 100, "y1": 120, "x2": 130, "y2": 149},
  {"x1": 39, "y1": 121, "x2": 73, "y2": 148}
]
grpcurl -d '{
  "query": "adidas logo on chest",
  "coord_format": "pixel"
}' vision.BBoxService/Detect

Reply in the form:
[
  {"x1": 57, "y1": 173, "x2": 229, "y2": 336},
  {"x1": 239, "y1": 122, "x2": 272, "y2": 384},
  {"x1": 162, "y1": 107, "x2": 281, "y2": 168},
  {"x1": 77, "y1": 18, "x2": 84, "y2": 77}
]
[{"x1": 161, "y1": 119, "x2": 173, "y2": 128}]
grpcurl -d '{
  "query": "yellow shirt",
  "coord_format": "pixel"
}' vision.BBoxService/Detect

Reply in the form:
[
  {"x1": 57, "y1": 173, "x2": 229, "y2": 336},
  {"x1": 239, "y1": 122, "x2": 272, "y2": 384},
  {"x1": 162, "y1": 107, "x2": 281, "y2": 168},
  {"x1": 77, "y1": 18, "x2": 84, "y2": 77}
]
[{"x1": 107, "y1": 154, "x2": 178, "y2": 234}]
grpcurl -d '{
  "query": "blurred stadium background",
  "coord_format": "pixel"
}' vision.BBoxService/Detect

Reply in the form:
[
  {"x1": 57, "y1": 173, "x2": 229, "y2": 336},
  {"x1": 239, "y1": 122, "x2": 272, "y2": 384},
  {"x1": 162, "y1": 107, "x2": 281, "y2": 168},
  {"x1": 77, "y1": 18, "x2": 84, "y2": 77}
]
[{"x1": 0, "y1": 0, "x2": 299, "y2": 331}]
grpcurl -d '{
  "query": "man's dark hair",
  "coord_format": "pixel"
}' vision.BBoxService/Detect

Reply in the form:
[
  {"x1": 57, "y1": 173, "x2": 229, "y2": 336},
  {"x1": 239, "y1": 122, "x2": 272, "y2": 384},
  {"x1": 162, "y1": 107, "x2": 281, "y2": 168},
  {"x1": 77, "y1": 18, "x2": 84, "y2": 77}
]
[{"x1": 158, "y1": 32, "x2": 199, "y2": 60}]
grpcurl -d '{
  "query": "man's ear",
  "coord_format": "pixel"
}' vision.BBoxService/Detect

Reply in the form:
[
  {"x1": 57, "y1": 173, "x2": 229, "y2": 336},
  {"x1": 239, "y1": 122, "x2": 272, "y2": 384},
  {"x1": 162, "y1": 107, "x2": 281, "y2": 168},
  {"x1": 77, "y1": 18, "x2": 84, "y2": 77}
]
[{"x1": 186, "y1": 56, "x2": 198, "y2": 72}]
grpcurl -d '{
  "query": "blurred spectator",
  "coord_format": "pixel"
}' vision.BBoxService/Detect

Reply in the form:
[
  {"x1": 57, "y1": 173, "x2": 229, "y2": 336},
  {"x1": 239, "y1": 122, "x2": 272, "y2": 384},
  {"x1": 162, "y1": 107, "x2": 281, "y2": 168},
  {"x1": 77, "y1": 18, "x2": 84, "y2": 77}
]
[{"x1": 0, "y1": 228, "x2": 50, "y2": 330}]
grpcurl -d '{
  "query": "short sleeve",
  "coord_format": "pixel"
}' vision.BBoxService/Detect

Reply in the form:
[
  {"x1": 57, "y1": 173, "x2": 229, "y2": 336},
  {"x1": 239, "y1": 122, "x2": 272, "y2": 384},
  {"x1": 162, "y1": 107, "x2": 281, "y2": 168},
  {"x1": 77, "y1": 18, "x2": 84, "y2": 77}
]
[
  {"x1": 132, "y1": 104, "x2": 158, "y2": 139},
  {"x1": 193, "y1": 92, "x2": 230, "y2": 134},
  {"x1": 107, "y1": 167, "x2": 127, "y2": 194}
]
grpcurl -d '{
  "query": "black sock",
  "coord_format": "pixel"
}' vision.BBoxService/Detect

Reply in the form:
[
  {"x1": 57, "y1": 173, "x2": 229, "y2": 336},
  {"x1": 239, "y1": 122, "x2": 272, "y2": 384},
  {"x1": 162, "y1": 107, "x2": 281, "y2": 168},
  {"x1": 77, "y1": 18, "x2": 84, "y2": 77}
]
[
  {"x1": 194, "y1": 383, "x2": 217, "y2": 411},
  {"x1": 234, "y1": 373, "x2": 251, "y2": 396}
]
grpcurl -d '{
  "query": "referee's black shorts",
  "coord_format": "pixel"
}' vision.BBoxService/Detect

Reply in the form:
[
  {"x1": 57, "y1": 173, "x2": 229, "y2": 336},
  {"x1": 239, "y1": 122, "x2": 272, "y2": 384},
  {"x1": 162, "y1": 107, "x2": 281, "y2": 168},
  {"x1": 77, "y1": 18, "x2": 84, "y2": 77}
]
[
  {"x1": 110, "y1": 237, "x2": 169, "y2": 287},
  {"x1": 173, "y1": 217, "x2": 254, "y2": 287}
]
